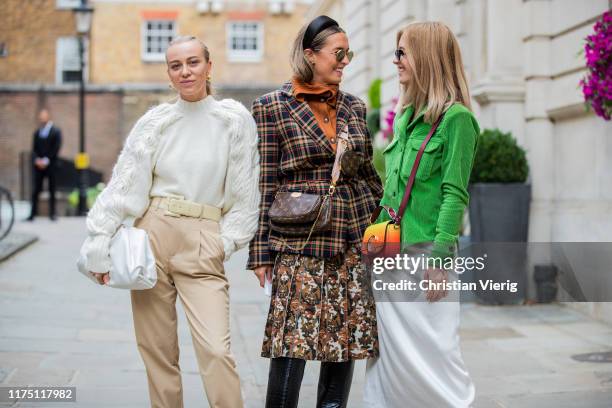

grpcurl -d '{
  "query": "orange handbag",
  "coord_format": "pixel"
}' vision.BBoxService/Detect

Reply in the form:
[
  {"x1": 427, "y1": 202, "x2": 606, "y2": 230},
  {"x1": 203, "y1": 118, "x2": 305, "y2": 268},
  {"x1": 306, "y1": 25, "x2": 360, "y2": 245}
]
[{"x1": 362, "y1": 115, "x2": 444, "y2": 258}]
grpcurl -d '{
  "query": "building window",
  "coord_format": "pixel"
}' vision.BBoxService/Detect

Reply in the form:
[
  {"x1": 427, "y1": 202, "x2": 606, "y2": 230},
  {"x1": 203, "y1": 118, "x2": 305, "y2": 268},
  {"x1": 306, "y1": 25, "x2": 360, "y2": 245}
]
[
  {"x1": 196, "y1": 0, "x2": 224, "y2": 14},
  {"x1": 268, "y1": 0, "x2": 295, "y2": 15},
  {"x1": 0, "y1": 43, "x2": 7, "y2": 58},
  {"x1": 56, "y1": 0, "x2": 81, "y2": 9},
  {"x1": 227, "y1": 21, "x2": 263, "y2": 62},
  {"x1": 142, "y1": 20, "x2": 176, "y2": 62},
  {"x1": 56, "y1": 37, "x2": 86, "y2": 84}
]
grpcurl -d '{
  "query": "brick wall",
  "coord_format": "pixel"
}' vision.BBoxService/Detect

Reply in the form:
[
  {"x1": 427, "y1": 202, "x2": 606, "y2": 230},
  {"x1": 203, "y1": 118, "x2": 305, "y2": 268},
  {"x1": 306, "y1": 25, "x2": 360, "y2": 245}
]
[
  {"x1": 0, "y1": 0, "x2": 76, "y2": 83},
  {"x1": 0, "y1": 92, "x2": 39, "y2": 197},
  {"x1": 0, "y1": 90, "x2": 123, "y2": 198},
  {"x1": 90, "y1": 2, "x2": 309, "y2": 87},
  {"x1": 0, "y1": 86, "x2": 272, "y2": 200},
  {"x1": 1, "y1": 0, "x2": 309, "y2": 88}
]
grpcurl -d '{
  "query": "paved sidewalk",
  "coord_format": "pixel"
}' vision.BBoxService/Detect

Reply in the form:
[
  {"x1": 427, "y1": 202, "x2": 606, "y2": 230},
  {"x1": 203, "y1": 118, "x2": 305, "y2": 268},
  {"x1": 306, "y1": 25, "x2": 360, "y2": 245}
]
[{"x1": 0, "y1": 217, "x2": 611, "y2": 407}]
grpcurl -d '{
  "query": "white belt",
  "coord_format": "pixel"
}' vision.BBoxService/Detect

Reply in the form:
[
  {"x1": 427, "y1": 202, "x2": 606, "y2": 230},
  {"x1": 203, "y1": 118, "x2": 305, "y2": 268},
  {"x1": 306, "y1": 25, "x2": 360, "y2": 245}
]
[{"x1": 150, "y1": 196, "x2": 222, "y2": 222}]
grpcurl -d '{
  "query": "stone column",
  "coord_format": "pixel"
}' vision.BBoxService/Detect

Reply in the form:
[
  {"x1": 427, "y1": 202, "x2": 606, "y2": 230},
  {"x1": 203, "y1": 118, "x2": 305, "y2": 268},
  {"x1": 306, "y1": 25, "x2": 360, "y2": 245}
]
[
  {"x1": 342, "y1": 0, "x2": 380, "y2": 97},
  {"x1": 470, "y1": 0, "x2": 526, "y2": 145},
  {"x1": 523, "y1": 0, "x2": 554, "y2": 243}
]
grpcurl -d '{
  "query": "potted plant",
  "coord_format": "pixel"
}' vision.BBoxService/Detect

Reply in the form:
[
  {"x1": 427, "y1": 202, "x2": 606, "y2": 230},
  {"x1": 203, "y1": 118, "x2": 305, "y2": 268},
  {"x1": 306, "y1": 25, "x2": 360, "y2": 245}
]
[
  {"x1": 365, "y1": 78, "x2": 390, "y2": 182},
  {"x1": 366, "y1": 78, "x2": 382, "y2": 137},
  {"x1": 468, "y1": 129, "x2": 531, "y2": 304}
]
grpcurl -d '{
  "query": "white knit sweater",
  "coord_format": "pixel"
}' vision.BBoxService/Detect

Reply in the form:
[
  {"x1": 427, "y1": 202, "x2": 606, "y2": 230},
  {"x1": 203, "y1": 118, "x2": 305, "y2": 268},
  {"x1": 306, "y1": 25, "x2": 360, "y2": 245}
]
[{"x1": 81, "y1": 96, "x2": 260, "y2": 273}]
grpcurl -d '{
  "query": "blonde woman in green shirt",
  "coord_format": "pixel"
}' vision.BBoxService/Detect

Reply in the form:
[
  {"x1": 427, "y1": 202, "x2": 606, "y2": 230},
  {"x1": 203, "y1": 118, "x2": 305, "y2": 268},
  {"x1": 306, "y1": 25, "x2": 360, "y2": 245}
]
[{"x1": 364, "y1": 22, "x2": 479, "y2": 407}]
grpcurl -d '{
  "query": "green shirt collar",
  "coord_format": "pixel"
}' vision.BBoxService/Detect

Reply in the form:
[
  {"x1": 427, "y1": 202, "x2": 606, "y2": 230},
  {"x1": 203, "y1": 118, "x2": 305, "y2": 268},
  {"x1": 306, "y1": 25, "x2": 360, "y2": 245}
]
[{"x1": 394, "y1": 105, "x2": 426, "y2": 138}]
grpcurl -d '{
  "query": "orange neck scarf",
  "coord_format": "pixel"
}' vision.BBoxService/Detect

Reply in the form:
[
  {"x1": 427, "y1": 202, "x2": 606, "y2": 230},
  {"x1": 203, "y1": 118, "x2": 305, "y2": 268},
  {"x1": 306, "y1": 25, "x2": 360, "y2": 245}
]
[{"x1": 292, "y1": 77, "x2": 339, "y2": 149}]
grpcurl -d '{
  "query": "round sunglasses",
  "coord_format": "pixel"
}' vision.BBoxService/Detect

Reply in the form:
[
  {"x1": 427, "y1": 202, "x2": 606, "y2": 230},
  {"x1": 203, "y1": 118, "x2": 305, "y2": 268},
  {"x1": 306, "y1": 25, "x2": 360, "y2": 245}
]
[
  {"x1": 315, "y1": 48, "x2": 355, "y2": 62},
  {"x1": 394, "y1": 49, "x2": 406, "y2": 61}
]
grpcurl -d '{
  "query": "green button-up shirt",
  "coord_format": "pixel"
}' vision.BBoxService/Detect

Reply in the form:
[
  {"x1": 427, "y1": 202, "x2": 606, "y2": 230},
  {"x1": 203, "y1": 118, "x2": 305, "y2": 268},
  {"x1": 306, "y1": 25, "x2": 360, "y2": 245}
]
[{"x1": 377, "y1": 103, "x2": 480, "y2": 257}]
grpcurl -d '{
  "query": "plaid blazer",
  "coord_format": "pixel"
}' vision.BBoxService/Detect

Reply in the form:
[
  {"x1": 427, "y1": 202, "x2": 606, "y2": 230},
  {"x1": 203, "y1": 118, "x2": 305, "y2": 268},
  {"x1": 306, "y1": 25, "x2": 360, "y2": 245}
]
[{"x1": 247, "y1": 81, "x2": 383, "y2": 269}]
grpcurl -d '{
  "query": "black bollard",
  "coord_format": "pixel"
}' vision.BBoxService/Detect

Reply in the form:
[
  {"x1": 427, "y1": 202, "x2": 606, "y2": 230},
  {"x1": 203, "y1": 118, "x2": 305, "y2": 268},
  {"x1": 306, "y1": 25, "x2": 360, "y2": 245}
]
[{"x1": 534, "y1": 264, "x2": 558, "y2": 303}]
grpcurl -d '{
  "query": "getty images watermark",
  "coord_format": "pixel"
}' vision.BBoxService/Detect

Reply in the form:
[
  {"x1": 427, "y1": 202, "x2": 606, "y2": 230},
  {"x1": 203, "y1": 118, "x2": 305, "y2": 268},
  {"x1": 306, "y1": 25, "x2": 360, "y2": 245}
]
[
  {"x1": 371, "y1": 252, "x2": 517, "y2": 294},
  {"x1": 362, "y1": 242, "x2": 525, "y2": 303},
  {"x1": 364, "y1": 242, "x2": 612, "y2": 303}
]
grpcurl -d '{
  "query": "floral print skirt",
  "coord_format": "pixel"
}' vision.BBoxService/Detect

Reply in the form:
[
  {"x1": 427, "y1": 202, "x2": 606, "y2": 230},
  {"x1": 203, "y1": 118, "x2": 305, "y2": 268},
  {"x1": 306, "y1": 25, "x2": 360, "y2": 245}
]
[{"x1": 261, "y1": 245, "x2": 378, "y2": 362}]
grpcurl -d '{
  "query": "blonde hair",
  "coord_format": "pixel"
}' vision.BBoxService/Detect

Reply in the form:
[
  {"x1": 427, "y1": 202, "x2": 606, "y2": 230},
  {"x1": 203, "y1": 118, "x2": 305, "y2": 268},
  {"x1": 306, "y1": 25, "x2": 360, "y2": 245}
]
[
  {"x1": 290, "y1": 24, "x2": 345, "y2": 83},
  {"x1": 395, "y1": 21, "x2": 471, "y2": 123},
  {"x1": 166, "y1": 36, "x2": 212, "y2": 95}
]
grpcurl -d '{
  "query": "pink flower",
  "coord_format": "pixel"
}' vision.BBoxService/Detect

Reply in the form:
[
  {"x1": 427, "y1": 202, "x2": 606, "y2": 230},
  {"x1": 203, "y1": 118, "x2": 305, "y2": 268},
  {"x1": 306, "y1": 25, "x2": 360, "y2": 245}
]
[
  {"x1": 580, "y1": 10, "x2": 611, "y2": 120},
  {"x1": 380, "y1": 98, "x2": 398, "y2": 140}
]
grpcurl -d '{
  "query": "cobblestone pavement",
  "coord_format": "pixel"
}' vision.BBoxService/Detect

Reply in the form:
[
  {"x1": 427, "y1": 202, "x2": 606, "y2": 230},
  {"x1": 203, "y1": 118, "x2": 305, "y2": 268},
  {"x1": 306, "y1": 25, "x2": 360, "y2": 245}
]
[{"x1": 1, "y1": 217, "x2": 611, "y2": 407}]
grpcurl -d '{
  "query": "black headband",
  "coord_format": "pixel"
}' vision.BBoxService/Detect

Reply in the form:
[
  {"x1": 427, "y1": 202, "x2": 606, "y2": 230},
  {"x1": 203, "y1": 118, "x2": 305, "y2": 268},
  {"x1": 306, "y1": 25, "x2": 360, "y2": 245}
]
[{"x1": 302, "y1": 15, "x2": 340, "y2": 50}]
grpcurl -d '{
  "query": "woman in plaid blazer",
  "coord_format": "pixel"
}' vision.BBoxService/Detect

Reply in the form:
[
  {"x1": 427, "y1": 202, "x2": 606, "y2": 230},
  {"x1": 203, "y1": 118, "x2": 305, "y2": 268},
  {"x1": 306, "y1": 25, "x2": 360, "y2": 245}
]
[{"x1": 247, "y1": 15, "x2": 383, "y2": 408}]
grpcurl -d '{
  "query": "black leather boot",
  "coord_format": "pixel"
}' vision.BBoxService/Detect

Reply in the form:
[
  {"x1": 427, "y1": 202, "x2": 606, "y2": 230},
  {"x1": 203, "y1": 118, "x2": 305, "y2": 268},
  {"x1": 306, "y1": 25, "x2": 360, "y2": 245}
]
[
  {"x1": 265, "y1": 357, "x2": 306, "y2": 408},
  {"x1": 316, "y1": 361, "x2": 355, "y2": 408}
]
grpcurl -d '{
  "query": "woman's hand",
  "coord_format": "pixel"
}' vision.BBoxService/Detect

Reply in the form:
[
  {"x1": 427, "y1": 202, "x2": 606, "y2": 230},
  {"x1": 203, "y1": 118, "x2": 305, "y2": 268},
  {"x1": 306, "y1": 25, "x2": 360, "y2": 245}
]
[
  {"x1": 424, "y1": 268, "x2": 448, "y2": 302},
  {"x1": 253, "y1": 266, "x2": 272, "y2": 288},
  {"x1": 91, "y1": 272, "x2": 110, "y2": 285}
]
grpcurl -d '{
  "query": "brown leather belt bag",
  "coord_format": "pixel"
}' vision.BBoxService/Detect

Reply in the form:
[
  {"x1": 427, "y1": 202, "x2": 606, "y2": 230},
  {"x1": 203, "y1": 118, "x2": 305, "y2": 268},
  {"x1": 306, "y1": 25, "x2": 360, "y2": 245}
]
[
  {"x1": 269, "y1": 192, "x2": 332, "y2": 236},
  {"x1": 268, "y1": 125, "x2": 351, "y2": 245}
]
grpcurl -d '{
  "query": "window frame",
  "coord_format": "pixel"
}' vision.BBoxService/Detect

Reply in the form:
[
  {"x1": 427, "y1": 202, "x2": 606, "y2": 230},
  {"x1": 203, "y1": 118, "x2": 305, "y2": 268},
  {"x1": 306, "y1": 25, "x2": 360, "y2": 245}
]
[
  {"x1": 268, "y1": 0, "x2": 295, "y2": 15},
  {"x1": 55, "y1": 0, "x2": 81, "y2": 10},
  {"x1": 141, "y1": 19, "x2": 177, "y2": 62},
  {"x1": 55, "y1": 36, "x2": 88, "y2": 84},
  {"x1": 226, "y1": 21, "x2": 264, "y2": 63}
]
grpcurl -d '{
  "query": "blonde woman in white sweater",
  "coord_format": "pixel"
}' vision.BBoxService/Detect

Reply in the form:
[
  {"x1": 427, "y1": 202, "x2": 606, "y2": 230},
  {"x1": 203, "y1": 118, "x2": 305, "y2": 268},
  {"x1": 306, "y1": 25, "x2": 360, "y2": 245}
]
[{"x1": 79, "y1": 36, "x2": 259, "y2": 408}]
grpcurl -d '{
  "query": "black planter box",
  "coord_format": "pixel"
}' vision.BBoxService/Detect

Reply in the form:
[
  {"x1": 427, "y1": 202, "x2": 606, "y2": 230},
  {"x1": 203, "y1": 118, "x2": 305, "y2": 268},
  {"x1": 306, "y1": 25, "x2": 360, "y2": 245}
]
[
  {"x1": 469, "y1": 183, "x2": 531, "y2": 242},
  {"x1": 468, "y1": 182, "x2": 531, "y2": 304}
]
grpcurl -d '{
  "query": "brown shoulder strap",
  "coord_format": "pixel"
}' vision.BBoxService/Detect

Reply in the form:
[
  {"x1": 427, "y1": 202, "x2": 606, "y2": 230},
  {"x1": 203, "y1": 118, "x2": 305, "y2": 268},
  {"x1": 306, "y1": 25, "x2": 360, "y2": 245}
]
[{"x1": 396, "y1": 114, "x2": 444, "y2": 221}]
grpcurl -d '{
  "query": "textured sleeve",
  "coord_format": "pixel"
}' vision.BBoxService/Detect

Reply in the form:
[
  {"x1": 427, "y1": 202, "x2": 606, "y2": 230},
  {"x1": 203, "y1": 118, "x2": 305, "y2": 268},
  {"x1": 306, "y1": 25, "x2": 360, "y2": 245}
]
[
  {"x1": 247, "y1": 97, "x2": 280, "y2": 270},
  {"x1": 79, "y1": 105, "x2": 173, "y2": 273},
  {"x1": 218, "y1": 99, "x2": 261, "y2": 262},
  {"x1": 431, "y1": 111, "x2": 480, "y2": 259}
]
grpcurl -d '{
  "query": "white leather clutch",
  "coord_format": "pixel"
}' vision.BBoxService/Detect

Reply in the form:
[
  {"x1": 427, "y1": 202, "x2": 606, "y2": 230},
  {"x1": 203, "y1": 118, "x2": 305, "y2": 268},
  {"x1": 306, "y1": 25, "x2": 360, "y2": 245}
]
[{"x1": 77, "y1": 226, "x2": 157, "y2": 290}]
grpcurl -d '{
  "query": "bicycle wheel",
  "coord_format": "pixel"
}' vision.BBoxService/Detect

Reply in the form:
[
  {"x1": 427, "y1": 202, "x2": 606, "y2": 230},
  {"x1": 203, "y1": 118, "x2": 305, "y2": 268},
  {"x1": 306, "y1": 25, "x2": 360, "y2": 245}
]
[{"x1": 0, "y1": 186, "x2": 15, "y2": 241}]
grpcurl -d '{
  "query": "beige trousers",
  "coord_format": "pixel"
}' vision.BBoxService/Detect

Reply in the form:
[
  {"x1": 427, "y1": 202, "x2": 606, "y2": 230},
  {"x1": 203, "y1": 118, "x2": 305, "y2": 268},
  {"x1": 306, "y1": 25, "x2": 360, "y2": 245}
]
[{"x1": 131, "y1": 205, "x2": 243, "y2": 408}]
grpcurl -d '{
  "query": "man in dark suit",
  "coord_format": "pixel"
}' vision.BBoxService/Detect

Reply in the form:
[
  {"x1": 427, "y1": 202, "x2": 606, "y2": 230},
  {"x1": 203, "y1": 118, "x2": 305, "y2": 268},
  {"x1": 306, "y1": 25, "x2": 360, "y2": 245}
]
[{"x1": 27, "y1": 109, "x2": 62, "y2": 221}]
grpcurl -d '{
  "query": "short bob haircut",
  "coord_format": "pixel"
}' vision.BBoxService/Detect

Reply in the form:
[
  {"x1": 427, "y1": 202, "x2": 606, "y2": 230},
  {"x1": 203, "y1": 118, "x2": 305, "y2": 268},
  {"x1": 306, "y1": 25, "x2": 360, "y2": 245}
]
[{"x1": 290, "y1": 24, "x2": 345, "y2": 83}]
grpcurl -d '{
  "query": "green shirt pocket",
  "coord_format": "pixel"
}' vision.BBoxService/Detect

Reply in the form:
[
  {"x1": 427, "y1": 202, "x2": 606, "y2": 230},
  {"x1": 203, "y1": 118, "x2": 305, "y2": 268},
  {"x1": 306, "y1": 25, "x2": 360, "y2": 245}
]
[
  {"x1": 408, "y1": 138, "x2": 443, "y2": 181},
  {"x1": 382, "y1": 137, "x2": 401, "y2": 182}
]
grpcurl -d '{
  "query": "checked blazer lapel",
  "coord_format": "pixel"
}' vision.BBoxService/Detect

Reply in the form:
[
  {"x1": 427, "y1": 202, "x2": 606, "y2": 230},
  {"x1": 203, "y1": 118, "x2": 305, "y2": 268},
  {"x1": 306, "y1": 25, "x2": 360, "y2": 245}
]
[
  {"x1": 335, "y1": 91, "x2": 355, "y2": 149},
  {"x1": 282, "y1": 83, "x2": 336, "y2": 156}
]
